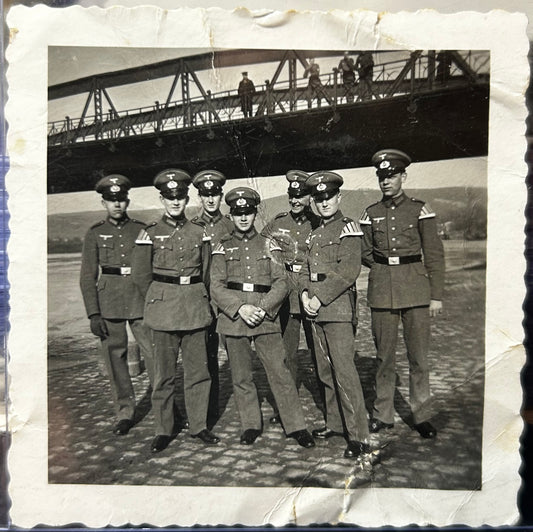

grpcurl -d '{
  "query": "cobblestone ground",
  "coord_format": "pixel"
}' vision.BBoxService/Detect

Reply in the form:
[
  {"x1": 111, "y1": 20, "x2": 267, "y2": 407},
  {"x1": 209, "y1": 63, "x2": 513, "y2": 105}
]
[{"x1": 47, "y1": 242, "x2": 485, "y2": 490}]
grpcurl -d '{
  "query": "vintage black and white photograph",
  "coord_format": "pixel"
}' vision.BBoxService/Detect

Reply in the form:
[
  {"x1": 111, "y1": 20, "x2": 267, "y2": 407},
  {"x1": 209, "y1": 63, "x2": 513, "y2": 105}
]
[
  {"x1": 5, "y1": 6, "x2": 527, "y2": 527},
  {"x1": 46, "y1": 45, "x2": 488, "y2": 488}
]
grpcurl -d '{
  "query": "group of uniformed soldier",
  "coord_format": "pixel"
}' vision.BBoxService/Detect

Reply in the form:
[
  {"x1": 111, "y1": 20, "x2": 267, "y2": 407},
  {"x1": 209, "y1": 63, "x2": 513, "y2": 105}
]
[{"x1": 79, "y1": 149, "x2": 445, "y2": 461}]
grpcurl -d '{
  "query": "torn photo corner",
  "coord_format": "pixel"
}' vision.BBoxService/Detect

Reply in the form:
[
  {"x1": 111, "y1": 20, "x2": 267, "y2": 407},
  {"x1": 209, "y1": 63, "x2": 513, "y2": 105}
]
[{"x1": 4, "y1": 4, "x2": 529, "y2": 527}]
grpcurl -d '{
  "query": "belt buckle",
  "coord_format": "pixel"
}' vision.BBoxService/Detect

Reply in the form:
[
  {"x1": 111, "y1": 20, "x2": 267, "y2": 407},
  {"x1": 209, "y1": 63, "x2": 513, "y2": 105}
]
[
  {"x1": 120, "y1": 267, "x2": 131, "y2": 275},
  {"x1": 180, "y1": 276, "x2": 191, "y2": 285},
  {"x1": 242, "y1": 282, "x2": 253, "y2": 292},
  {"x1": 310, "y1": 272, "x2": 318, "y2": 281},
  {"x1": 292, "y1": 264, "x2": 302, "y2": 273},
  {"x1": 388, "y1": 257, "x2": 400, "y2": 266}
]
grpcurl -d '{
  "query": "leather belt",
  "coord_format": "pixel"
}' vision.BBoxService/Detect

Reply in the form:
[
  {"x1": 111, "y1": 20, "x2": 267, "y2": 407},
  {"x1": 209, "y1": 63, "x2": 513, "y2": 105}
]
[
  {"x1": 374, "y1": 254, "x2": 422, "y2": 266},
  {"x1": 285, "y1": 264, "x2": 303, "y2": 273},
  {"x1": 310, "y1": 273, "x2": 326, "y2": 282},
  {"x1": 227, "y1": 282, "x2": 271, "y2": 293},
  {"x1": 153, "y1": 273, "x2": 201, "y2": 285},
  {"x1": 101, "y1": 266, "x2": 131, "y2": 275}
]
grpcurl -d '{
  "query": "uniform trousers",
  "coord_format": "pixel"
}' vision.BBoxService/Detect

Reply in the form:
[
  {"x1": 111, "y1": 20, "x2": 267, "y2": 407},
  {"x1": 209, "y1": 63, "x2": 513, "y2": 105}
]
[
  {"x1": 206, "y1": 322, "x2": 224, "y2": 420},
  {"x1": 225, "y1": 333, "x2": 307, "y2": 435},
  {"x1": 151, "y1": 328, "x2": 211, "y2": 436},
  {"x1": 311, "y1": 321, "x2": 369, "y2": 442},
  {"x1": 371, "y1": 306, "x2": 432, "y2": 424},
  {"x1": 100, "y1": 318, "x2": 154, "y2": 421}
]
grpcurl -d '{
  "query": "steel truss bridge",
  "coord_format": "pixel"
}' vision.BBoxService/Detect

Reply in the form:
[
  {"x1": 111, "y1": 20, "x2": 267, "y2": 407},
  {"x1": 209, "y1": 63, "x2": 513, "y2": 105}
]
[{"x1": 47, "y1": 49, "x2": 490, "y2": 192}]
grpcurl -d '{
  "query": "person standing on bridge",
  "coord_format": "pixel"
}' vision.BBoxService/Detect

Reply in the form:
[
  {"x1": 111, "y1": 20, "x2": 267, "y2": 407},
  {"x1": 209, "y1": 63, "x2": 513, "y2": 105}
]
[
  {"x1": 304, "y1": 59, "x2": 323, "y2": 109},
  {"x1": 238, "y1": 72, "x2": 256, "y2": 118},
  {"x1": 356, "y1": 51, "x2": 374, "y2": 101},
  {"x1": 210, "y1": 186, "x2": 315, "y2": 449},
  {"x1": 132, "y1": 169, "x2": 220, "y2": 453},
  {"x1": 261, "y1": 170, "x2": 320, "y2": 425},
  {"x1": 359, "y1": 149, "x2": 445, "y2": 439},
  {"x1": 79, "y1": 174, "x2": 154, "y2": 437},
  {"x1": 299, "y1": 171, "x2": 372, "y2": 461},
  {"x1": 191, "y1": 169, "x2": 234, "y2": 423},
  {"x1": 338, "y1": 52, "x2": 356, "y2": 103}
]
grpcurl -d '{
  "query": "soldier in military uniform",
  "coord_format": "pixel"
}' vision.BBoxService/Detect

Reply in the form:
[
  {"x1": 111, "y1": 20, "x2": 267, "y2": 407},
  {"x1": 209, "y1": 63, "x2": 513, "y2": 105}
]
[
  {"x1": 191, "y1": 169, "x2": 234, "y2": 422},
  {"x1": 300, "y1": 171, "x2": 372, "y2": 460},
  {"x1": 131, "y1": 169, "x2": 220, "y2": 453},
  {"x1": 261, "y1": 170, "x2": 320, "y2": 424},
  {"x1": 359, "y1": 149, "x2": 445, "y2": 439},
  {"x1": 210, "y1": 187, "x2": 315, "y2": 448},
  {"x1": 79, "y1": 175, "x2": 153, "y2": 436}
]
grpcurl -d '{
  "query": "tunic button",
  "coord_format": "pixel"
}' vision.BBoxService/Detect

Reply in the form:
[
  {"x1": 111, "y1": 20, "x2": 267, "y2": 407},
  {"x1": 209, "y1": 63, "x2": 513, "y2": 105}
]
[
  {"x1": 246, "y1": 256, "x2": 250, "y2": 260},
  {"x1": 244, "y1": 239, "x2": 248, "y2": 242},
  {"x1": 391, "y1": 206, "x2": 395, "y2": 210},
  {"x1": 121, "y1": 254, "x2": 125, "y2": 257},
  {"x1": 392, "y1": 237, "x2": 396, "y2": 241},
  {"x1": 391, "y1": 227, "x2": 396, "y2": 231},
  {"x1": 119, "y1": 235, "x2": 122, "y2": 238},
  {"x1": 296, "y1": 232, "x2": 300, "y2": 235},
  {"x1": 247, "y1": 266, "x2": 250, "y2": 269},
  {"x1": 392, "y1": 248, "x2": 397, "y2": 251},
  {"x1": 245, "y1": 247, "x2": 249, "y2": 250},
  {"x1": 391, "y1": 217, "x2": 395, "y2": 220}
]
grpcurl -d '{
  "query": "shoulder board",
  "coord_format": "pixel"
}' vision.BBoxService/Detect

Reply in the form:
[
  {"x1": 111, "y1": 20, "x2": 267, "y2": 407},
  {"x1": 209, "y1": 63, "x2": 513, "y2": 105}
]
[
  {"x1": 359, "y1": 209, "x2": 371, "y2": 225},
  {"x1": 220, "y1": 233, "x2": 234, "y2": 243},
  {"x1": 212, "y1": 242, "x2": 226, "y2": 255},
  {"x1": 135, "y1": 228, "x2": 153, "y2": 245},
  {"x1": 90, "y1": 220, "x2": 106, "y2": 229},
  {"x1": 418, "y1": 202, "x2": 436, "y2": 220},
  {"x1": 146, "y1": 221, "x2": 158, "y2": 228},
  {"x1": 190, "y1": 216, "x2": 206, "y2": 227},
  {"x1": 342, "y1": 216, "x2": 354, "y2": 223},
  {"x1": 224, "y1": 214, "x2": 232, "y2": 220},
  {"x1": 340, "y1": 220, "x2": 363, "y2": 239},
  {"x1": 129, "y1": 218, "x2": 145, "y2": 225},
  {"x1": 274, "y1": 212, "x2": 289, "y2": 219},
  {"x1": 410, "y1": 197, "x2": 424, "y2": 204}
]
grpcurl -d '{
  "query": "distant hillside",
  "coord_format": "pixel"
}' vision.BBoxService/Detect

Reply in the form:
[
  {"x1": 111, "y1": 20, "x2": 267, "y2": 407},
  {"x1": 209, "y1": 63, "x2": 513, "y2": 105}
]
[{"x1": 48, "y1": 186, "x2": 486, "y2": 252}]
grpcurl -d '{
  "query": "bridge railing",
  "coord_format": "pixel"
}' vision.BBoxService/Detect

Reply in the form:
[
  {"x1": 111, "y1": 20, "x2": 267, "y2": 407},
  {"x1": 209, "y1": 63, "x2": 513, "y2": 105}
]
[{"x1": 48, "y1": 51, "x2": 489, "y2": 146}]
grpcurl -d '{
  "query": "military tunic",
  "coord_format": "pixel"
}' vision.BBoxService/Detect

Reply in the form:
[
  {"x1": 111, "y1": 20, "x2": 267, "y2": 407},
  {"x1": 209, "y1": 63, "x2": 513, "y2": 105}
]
[
  {"x1": 300, "y1": 210, "x2": 369, "y2": 442},
  {"x1": 261, "y1": 208, "x2": 320, "y2": 386},
  {"x1": 132, "y1": 214, "x2": 212, "y2": 436},
  {"x1": 190, "y1": 209, "x2": 234, "y2": 421},
  {"x1": 210, "y1": 227, "x2": 308, "y2": 434},
  {"x1": 79, "y1": 215, "x2": 153, "y2": 422},
  {"x1": 360, "y1": 192, "x2": 445, "y2": 424}
]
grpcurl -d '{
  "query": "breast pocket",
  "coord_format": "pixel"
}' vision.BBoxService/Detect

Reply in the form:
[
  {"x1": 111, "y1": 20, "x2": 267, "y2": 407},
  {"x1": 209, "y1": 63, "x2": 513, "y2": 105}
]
[
  {"x1": 399, "y1": 221, "x2": 421, "y2": 248},
  {"x1": 224, "y1": 251, "x2": 242, "y2": 278},
  {"x1": 256, "y1": 255, "x2": 271, "y2": 276},
  {"x1": 319, "y1": 239, "x2": 340, "y2": 263},
  {"x1": 372, "y1": 225, "x2": 387, "y2": 248},
  {"x1": 97, "y1": 240, "x2": 115, "y2": 264},
  {"x1": 153, "y1": 239, "x2": 175, "y2": 269}
]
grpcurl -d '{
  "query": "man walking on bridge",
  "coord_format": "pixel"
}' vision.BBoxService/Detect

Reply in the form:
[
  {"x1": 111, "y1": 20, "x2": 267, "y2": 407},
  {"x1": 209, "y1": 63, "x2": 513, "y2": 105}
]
[{"x1": 238, "y1": 72, "x2": 256, "y2": 118}]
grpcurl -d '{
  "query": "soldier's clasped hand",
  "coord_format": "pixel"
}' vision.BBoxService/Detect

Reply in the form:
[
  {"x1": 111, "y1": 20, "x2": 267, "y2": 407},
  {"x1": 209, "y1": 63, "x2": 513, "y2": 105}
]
[
  {"x1": 238, "y1": 304, "x2": 265, "y2": 327},
  {"x1": 429, "y1": 299, "x2": 443, "y2": 317}
]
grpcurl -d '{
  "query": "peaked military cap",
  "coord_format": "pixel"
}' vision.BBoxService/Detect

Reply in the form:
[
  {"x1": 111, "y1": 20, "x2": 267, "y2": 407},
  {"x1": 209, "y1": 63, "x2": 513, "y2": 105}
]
[
  {"x1": 286, "y1": 170, "x2": 311, "y2": 198},
  {"x1": 154, "y1": 168, "x2": 191, "y2": 199},
  {"x1": 192, "y1": 170, "x2": 226, "y2": 196},
  {"x1": 372, "y1": 149, "x2": 412, "y2": 178},
  {"x1": 95, "y1": 174, "x2": 131, "y2": 201},
  {"x1": 225, "y1": 186, "x2": 261, "y2": 214},
  {"x1": 307, "y1": 171, "x2": 343, "y2": 200}
]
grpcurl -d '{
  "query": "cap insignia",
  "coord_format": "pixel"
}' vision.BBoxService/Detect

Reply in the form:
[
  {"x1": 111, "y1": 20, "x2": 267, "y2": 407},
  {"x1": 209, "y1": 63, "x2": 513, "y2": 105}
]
[
  {"x1": 110, "y1": 185, "x2": 120, "y2": 193},
  {"x1": 236, "y1": 198, "x2": 247, "y2": 206},
  {"x1": 317, "y1": 183, "x2": 326, "y2": 191},
  {"x1": 380, "y1": 160, "x2": 390, "y2": 169},
  {"x1": 204, "y1": 180, "x2": 214, "y2": 189},
  {"x1": 167, "y1": 181, "x2": 178, "y2": 189},
  {"x1": 290, "y1": 182, "x2": 299, "y2": 188}
]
